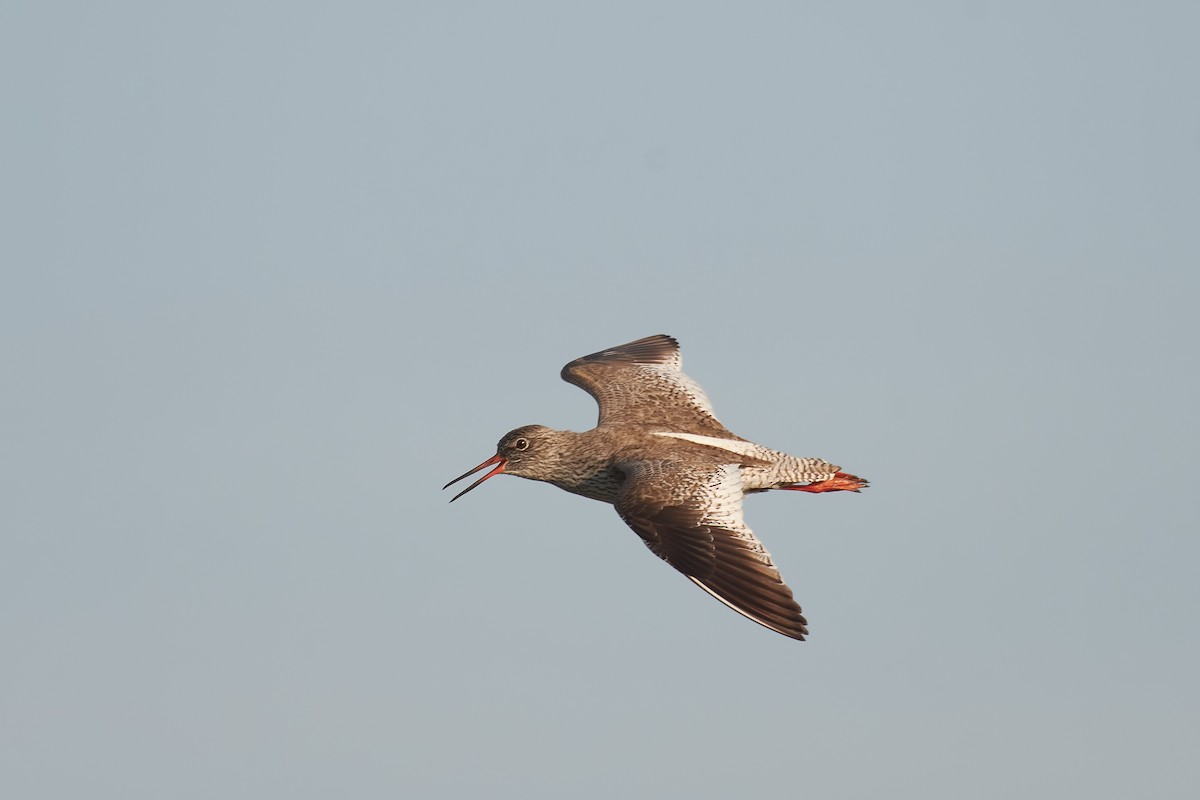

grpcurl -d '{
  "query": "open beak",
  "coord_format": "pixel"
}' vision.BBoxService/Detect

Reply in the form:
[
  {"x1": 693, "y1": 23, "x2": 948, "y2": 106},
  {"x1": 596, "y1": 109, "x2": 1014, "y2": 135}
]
[{"x1": 442, "y1": 454, "x2": 506, "y2": 502}]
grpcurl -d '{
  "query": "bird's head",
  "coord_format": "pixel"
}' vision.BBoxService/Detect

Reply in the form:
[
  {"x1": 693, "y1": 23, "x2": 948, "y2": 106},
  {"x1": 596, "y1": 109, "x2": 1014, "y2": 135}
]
[{"x1": 443, "y1": 424, "x2": 562, "y2": 501}]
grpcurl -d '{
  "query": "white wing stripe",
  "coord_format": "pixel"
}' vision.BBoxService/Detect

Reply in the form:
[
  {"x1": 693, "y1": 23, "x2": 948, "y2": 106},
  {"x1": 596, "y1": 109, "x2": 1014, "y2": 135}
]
[{"x1": 652, "y1": 431, "x2": 761, "y2": 457}]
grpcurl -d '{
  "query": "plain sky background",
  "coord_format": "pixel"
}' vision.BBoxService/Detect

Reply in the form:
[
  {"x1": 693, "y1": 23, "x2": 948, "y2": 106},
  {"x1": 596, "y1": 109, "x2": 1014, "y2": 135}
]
[{"x1": 3, "y1": 2, "x2": 1198, "y2": 798}]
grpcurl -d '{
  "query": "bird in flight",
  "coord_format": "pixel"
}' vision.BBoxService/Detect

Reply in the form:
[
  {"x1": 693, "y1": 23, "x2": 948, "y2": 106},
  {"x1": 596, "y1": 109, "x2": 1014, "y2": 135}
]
[{"x1": 444, "y1": 334, "x2": 867, "y2": 639}]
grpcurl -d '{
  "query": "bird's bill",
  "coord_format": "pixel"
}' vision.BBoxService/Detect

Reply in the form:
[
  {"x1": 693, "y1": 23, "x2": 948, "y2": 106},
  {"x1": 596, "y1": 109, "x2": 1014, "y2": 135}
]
[{"x1": 443, "y1": 454, "x2": 506, "y2": 502}]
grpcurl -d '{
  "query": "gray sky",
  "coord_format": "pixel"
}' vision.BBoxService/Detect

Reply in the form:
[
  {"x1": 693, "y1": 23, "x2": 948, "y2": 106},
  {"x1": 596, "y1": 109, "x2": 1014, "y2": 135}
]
[{"x1": 3, "y1": 2, "x2": 1198, "y2": 798}]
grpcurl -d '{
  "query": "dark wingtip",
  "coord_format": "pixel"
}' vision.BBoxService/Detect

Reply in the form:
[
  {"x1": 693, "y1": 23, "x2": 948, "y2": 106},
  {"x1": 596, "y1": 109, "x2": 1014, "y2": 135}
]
[{"x1": 565, "y1": 334, "x2": 679, "y2": 370}]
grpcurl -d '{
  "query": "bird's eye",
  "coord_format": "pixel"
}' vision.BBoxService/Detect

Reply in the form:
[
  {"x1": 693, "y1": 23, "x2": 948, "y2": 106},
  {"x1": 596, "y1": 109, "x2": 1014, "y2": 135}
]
[{"x1": 513, "y1": 437, "x2": 529, "y2": 451}]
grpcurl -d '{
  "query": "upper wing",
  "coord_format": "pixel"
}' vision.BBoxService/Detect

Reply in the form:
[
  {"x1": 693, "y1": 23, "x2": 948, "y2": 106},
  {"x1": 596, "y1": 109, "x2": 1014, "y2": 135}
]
[
  {"x1": 615, "y1": 459, "x2": 808, "y2": 640},
  {"x1": 561, "y1": 334, "x2": 734, "y2": 436}
]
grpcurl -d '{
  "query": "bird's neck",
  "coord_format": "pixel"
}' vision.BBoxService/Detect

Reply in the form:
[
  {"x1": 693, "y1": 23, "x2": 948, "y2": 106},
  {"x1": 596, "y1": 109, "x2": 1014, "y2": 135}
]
[{"x1": 545, "y1": 428, "x2": 623, "y2": 503}]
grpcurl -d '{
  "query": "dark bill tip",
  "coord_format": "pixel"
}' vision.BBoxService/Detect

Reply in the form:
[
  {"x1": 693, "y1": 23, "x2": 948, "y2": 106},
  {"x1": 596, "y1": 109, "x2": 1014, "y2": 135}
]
[{"x1": 443, "y1": 454, "x2": 505, "y2": 502}]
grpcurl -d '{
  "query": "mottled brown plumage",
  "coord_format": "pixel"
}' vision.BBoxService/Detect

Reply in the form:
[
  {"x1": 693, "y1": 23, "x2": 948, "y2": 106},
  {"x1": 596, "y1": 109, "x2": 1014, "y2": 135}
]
[{"x1": 444, "y1": 334, "x2": 867, "y2": 640}]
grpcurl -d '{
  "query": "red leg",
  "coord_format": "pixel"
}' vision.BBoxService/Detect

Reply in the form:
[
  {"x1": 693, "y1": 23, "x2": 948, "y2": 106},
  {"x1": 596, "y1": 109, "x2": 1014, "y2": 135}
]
[{"x1": 779, "y1": 471, "x2": 869, "y2": 493}]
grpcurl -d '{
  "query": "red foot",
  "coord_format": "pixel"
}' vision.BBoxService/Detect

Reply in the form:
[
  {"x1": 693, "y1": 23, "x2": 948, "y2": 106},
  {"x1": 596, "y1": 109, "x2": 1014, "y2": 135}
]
[{"x1": 780, "y1": 471, "x2": 869, "y2": 493}]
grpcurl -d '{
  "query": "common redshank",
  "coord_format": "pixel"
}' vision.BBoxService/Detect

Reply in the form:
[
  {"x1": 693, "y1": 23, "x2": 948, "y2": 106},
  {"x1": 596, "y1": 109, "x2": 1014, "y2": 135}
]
[{"x1": 443, "y1": 334, "x2": 867, "y2": 640}]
